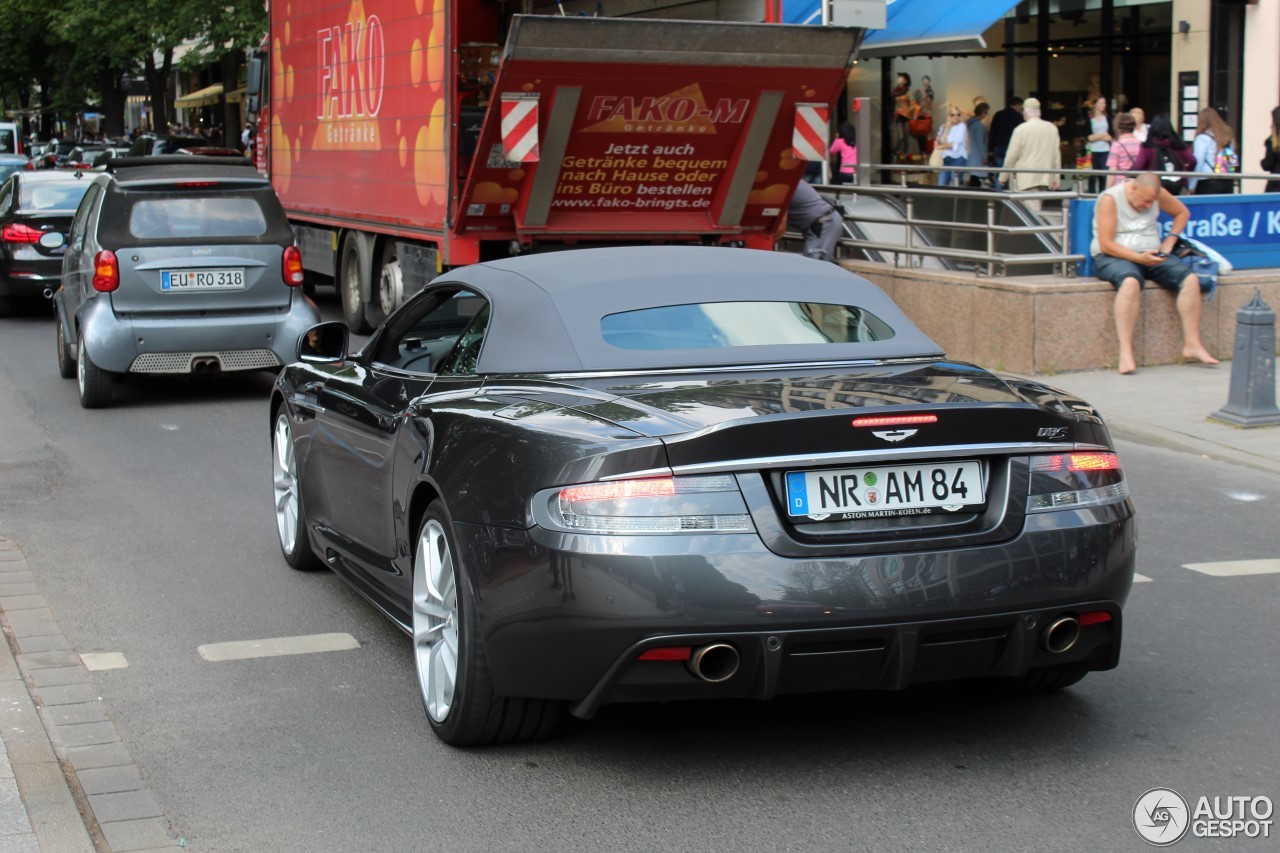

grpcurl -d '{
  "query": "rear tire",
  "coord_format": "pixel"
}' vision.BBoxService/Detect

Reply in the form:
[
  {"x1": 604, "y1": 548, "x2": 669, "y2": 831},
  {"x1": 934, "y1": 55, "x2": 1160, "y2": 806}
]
[
  {"x1": 56, "y1": 315, "x2": 75, "y2": 379},
  {"x1": 339, "y1": 236, "x2": 373, "y2": 334},
  {"x1": 76, "y1": 344, "x2": 113, "y2": 408},
  {"x1": 413, "y1": 500, "x2": 564, "y2": 746}
]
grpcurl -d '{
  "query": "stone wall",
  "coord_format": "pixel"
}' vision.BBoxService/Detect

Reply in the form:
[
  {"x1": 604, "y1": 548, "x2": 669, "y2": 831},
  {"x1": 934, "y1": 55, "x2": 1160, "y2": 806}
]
[{"x1": 841, "y1": 261, "x2": 1280, "y2": 375}]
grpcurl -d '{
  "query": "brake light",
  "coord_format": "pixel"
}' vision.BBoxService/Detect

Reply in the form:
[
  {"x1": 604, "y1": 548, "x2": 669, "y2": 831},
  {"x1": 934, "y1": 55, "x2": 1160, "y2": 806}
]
[
  {"x1": 851, "y1": 414, "x2": 938, "y2": 428},
  {"x1": 92, "y1": 250, "x2": 119, "y2": 292},
  {"x1": 282, "y1": 245, "x2": 305, "y2": 286},
  {"x1": 174, "y1": 181, "x2": 219, "y2": 187},
  {"x1": 1027, "y1": 452, "x2": 1127, "y2": 512},
  {"x1": 1, "y1": 223, "x2": 42, "y2": 243},
  {"x1": 638, "y1": 647, "x2": 693, "y2": 661},
  {"x1": 554, "y1": 475, "x2": 752, "y2": 534}
]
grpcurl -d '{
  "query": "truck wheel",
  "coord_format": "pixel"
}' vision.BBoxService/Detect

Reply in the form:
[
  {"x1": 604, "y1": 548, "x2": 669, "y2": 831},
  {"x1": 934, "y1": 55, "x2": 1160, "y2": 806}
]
[
  {"x1": 339, "y1": 236, "x2": 373, "y2": 334},
  {"x1": 378, "y1": 241, "x2": 404, "y2": 318}
]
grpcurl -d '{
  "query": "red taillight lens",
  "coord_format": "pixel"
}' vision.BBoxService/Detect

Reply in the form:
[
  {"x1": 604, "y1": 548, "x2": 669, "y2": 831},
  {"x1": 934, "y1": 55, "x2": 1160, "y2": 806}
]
[
  {"x1": 851, "y1": 414, "x2": 938, "y2": 428},
  {"x1": 92, "y1": 250, "x2": 119, "y2": 292},
  {"x1": 560, "y1": 477, "x2": 677, "y2": 504},
  {"x1": 637, "y1": 647, "x2": 692, "y2": 661},
  {"x1": 1079, "y1": 611, "x2": 1113, "y2": 626},
  {"x1": 1031, "y1": 453, "x2": 1121, "y2": 473},
  {"x1": 283, "y1": 245, "x2": 305, "y2": 286},
  {"x1": 1, "y1": 223, "x2": 42, "y2": 243}
]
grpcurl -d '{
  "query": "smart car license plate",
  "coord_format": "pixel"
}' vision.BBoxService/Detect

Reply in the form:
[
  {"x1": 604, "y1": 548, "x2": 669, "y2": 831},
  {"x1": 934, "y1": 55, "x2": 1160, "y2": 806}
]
[
  {"x1": 161, "y1": 269, "x2": 245, "y2": 291},
  {"x1": 785, "y1": 461, "x2": 984, "y2": 519}
]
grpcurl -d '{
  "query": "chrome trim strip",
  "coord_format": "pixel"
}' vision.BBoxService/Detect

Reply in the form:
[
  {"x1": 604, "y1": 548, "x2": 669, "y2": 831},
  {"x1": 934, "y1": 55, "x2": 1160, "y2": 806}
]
[
  {"x1": 538, "y1": 357, "x2": 936, "y2": 380},
  {"x1": 597, "y1": 442, "x2": 1109, "y2": 480}
]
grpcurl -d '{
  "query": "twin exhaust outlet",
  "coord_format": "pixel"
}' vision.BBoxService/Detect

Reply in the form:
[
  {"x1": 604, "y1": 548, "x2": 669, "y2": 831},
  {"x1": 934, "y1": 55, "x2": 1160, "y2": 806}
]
[{"x1": 673, "y1": 614, "x2": 1085, "y2": 684}]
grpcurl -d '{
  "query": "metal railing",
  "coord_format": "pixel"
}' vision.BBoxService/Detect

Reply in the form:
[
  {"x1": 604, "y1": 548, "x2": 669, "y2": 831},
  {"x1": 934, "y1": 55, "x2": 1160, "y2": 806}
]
[{"x1": 797, "y1": 164, "x2": 1277, "y2": 278}]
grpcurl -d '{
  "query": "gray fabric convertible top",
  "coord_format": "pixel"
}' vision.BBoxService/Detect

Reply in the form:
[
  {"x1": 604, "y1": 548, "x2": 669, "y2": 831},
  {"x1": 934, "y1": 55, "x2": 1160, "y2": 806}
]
[{"x1": 442, "y1": 247, "x2": 944, "y2": 374}]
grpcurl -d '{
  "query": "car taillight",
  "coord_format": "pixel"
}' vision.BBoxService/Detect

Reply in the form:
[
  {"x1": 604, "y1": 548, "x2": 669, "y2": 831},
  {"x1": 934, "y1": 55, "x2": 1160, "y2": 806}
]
[
  {"x1": 554, "y1": 475, "x2": 752, "y2": 534},
  {"x1": 1027, "y1": 452, "x2": 1128, "y2": 512},
  {"x1": 282, "y1": 246, "x2": 304, "y2": 286},
  {"x1": 92, "y1": 250, "x2": 119, "y2": 292},
  {"x1": 1, "y1": 223, "x2": 42, "y2": 243}
]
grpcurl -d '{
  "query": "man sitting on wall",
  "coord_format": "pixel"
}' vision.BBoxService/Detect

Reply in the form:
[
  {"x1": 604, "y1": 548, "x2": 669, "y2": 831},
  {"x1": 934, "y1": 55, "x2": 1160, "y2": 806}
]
[{"x1": 1092, "y1": 172, "x2": 1219, "y2": 374}]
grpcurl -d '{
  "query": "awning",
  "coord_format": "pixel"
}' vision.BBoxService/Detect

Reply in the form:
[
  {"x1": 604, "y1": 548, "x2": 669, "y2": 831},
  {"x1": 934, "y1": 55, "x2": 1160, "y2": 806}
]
[
  {"x1": 858, "y1": 0, "x2": 1020, "y2": 58},
  {"x1": 226, "y1": 87, "x2": 246, "y2": 104},
  {"x1": 174, "y1": 83, "x2": 223, "y2": 109}
]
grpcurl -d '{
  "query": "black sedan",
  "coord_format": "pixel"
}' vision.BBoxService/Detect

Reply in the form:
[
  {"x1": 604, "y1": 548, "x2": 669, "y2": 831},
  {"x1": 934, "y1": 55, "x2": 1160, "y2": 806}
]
[
  {"x1": 0, "y1": 170, "x2": 91, "y2": 315},
  {"x1": 271, "y1": 247, "x2": 1136, "y2": 746}
]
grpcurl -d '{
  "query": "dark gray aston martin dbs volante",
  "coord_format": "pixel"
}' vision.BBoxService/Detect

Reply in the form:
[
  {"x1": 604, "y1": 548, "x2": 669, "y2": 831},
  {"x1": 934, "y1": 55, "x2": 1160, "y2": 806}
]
[{"x1": 270, "y1": 246, "x2": 1135, "y2": 746}]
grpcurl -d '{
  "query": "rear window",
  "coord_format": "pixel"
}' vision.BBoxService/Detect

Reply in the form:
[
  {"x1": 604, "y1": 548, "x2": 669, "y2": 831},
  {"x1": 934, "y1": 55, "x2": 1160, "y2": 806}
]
[
  {"x1": 0, "y1": 129, "x2": 17, "y2": 155},
  {"x1": 601, "y1": 302, "x2": 896, "y2": 350},
  {"x1": 19, "y1": 182, "x2": 90, "y2": 212},
  {"x1": 128, "y1": 197, "x2": 268, "y2": 239}
]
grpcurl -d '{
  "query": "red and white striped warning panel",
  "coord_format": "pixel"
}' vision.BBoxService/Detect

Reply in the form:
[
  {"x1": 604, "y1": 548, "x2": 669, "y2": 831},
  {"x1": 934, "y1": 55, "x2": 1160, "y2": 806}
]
[
  {"x1": 501, "y1": 94, "x2": 540, "y2": 163},
  {"x1": 792, "y1": 103, "x2": 830, "y2": 162}
]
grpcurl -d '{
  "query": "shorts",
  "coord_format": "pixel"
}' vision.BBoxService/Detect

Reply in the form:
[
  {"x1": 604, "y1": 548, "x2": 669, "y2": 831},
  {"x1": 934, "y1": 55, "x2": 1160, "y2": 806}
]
[{"x1": 1092, "y1": 254, "x2": 1192, "y2": 292}]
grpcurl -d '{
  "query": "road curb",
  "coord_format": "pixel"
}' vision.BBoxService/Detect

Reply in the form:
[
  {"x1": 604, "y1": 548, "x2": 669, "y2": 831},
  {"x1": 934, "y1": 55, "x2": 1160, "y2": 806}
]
[
  {"x1": 0, "y1": 538, "x2": 182, "y2": 852},
  {"x1": 1106, "y1": 418, "x2": 1280, "y2": 477}
]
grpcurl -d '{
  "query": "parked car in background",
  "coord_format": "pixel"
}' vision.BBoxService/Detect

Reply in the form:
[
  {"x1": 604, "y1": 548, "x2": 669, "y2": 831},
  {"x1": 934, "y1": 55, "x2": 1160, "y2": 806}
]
[
  {"x1": 270, "y1": 246, "x2": 1137, "y2": 746},
  {"x1": 90, "y1": 147, "x2": 131, "y2": 169},
  {"x1": 62, "y1": 145, "x2": 112, "y2": 170},
  {"x1": 125, "y1": 135, "x2": 210, "y2": 157},
  {"x1": 35, "y1": 141, "x2": 78, "y2": 169},
  {"x1": 49, "y1": 156, "x2": 319, "y2": 407},
  {"x1": 0, "y1": 154, "x2": 32, "y2": 181},
  {"x1": 0, "y1": 170, "x2": 92, "y2": 315}
]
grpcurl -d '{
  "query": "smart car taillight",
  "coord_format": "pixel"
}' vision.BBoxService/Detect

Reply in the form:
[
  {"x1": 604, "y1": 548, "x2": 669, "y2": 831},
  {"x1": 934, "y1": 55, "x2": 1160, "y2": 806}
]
[
  {"x1": 283, "y1": 245, "x2": 304, "y2": 286},
  {"x1": 1, "y1": 223, "x2": 41, "y2": 243},
  {"x1": 1027, "y1": 452, "x2": 1128, "y2": 512},
  {"x1": 555, "y1": 475, "x2": 753, "y2": 534},
  {"x1": 92, "y1": 250, "x2": 119, "y2": 292}
]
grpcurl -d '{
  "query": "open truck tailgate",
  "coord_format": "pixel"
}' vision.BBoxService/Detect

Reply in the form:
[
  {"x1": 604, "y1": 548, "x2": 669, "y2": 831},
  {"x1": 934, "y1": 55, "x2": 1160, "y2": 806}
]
[{"x1": 454, "y1": 16, "x2": 861, "y2": 248}]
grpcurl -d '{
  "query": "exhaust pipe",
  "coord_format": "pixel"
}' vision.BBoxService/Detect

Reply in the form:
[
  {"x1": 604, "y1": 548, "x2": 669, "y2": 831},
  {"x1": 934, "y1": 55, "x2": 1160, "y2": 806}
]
[
  {"x1": 41, "y1": 287, "x2": 53, "y2": 299},
  {"x1": 191, "y1": 357, "x2": 221, "y2": 374},
  {"x1": 687, "y1": 643, "x2": 740, "y2": 683},
  {"x1": 1042, "y1": 616, "x2": 1081, "y2": 654}
]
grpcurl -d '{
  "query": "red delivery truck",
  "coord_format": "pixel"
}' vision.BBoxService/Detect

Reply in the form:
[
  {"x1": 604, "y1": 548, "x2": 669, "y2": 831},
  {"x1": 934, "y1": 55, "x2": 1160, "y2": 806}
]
[{"x1": 246, "y1": 5, "x2": 861, "y2": 331}]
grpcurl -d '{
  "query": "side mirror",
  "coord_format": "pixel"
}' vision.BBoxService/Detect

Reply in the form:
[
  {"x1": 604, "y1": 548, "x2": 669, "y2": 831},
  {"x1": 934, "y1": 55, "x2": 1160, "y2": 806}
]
[
  {"x1": 38, "y1": 231, "x2": 65, "y2": 250},
  {"x1": 297, "y1": 321, "x2": 349, "y2": 363}
]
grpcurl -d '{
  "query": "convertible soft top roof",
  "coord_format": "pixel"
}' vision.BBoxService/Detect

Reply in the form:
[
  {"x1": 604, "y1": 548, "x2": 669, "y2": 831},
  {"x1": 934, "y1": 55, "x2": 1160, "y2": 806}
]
[{"x1": 437, "y1": 247, "x2": 945, "y2": 374}]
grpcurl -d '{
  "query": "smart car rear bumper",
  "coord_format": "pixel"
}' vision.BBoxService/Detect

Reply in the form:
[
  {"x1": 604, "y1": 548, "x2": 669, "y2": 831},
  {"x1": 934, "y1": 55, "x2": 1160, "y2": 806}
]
[{"x1": 78, "y1": 291, "x2": 320, "y2": 373}]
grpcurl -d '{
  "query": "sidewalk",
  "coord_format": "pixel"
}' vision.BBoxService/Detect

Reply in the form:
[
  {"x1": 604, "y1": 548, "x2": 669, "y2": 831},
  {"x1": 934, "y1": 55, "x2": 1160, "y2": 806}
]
[{"x1": 1028, "y1": 361, "x2": 1280, "y2": 475}]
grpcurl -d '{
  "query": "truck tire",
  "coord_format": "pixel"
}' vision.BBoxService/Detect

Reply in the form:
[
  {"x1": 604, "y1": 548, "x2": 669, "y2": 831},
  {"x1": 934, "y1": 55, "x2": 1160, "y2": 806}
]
[
  {"x1": 378, "y1": 240, "x2": 404, "y2": 318},
  {"x1": 339, "y1": 236, "x2": 373, "y2": 334}
]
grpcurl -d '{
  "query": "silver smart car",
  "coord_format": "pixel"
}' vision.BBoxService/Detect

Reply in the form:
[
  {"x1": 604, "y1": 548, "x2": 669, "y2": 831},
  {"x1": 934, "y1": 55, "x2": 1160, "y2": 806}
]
[{"x1": 48, "y1": 156, "x2": 319, "y2": 408}]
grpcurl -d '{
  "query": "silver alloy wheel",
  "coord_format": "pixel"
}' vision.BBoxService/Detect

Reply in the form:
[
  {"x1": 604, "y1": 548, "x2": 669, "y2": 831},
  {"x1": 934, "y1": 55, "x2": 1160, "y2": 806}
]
[
  {"x1": 413, "y1": 519, "x2": 460, "y2": 723},
  {"x1": 272, "y1": 413, "x2": 299, "y2": 555},
  {"x1": 378, "y1": 253, "x2": 403, "y2": 317}
]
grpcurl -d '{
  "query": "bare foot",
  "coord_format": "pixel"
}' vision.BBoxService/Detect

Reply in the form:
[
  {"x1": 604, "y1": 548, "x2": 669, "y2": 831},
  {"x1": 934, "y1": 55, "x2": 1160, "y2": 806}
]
[
  {"x1": 1118, "y1": 355, "x2": 1137, "y2": 375},
  {"x1": 1183, "y1": 346, "x2": 1220, "y2": 366}
]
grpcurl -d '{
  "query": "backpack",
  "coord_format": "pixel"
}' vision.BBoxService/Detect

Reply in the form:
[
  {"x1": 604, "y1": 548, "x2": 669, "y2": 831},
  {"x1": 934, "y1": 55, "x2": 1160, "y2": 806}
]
[
  {"x1": 1153, "y1": 145, "x2": 1184, "y2": 194},
  {"x1": 1213, "y1": 144, "x2": 1239, "y2": 174}
]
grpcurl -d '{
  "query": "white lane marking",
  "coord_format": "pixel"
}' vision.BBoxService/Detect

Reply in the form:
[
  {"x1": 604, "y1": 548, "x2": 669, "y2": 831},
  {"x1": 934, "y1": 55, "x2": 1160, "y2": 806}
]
[
  {"x1": 1224, "y1": 491, "x2": 1265, "y2": 502},
  {"x1": 197, "y1": 632, "x2": 360, "y2": 662},
  {"x1": 1183, "y1": 560, "x2": 1280, "y2": 577},
  {"x1": 81, "y1": 652, "x2": 128, "y2": 671},
  {"x1": 1133, "y1": 573, "x2": 1153, "y2": 583},
  {"x1": 160, "y1": 424, "x2": 180, "y2": 432}
]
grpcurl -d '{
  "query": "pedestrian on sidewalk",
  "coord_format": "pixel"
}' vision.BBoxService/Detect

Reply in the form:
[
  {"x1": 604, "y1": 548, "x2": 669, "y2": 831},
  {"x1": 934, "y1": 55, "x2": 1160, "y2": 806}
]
[
  {"x1": 966, "y1": 102, "x2": 990, "y2": 187},
  {"x1": 937, "y1": 105, "x2": 968, "y2": 187},
  {"x1": 999, "y1": 98, "x2": 1060, "y2": 211},
  {"x1": 1134, "y1": 114, "x2": 1193, "y2": 195},
  {"x1": 1106, "y1": 112, "x2": 1142, "y2": 187},
  {"x1": 1261, "y1": 106, "x2": 1280, "y2": 193},
  {"x1": 1191, "y1": 107, "x2": 1237, "y2": 195},
  {"x1": 1091, "y1": 173, "x2": 1219, "y2": 375},
  {"x1": 787, "y1": 180, "x2": 843, "y2": 263},
  {"x1": 829, "y1": 121, "x2": 857, "y2": 185},
  {"x1": 989, "y1": 96, "x2": 1024, "y2": 179},
  {"x1": 1085, "y1": 96, "x2": 1112, "y2": 194}
]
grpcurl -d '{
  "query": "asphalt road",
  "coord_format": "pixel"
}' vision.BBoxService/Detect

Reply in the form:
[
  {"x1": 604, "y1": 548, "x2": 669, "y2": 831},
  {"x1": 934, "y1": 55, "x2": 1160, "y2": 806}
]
[{"x1": 0, "y1": 296, "x2": 1277, "y2": 852}]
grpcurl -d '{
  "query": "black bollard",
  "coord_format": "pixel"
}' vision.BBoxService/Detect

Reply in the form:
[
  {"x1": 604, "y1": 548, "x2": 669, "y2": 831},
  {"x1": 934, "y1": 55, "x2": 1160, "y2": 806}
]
[{"x1": 1210, "y1": 289, "x2": 1280, "y2": 428}]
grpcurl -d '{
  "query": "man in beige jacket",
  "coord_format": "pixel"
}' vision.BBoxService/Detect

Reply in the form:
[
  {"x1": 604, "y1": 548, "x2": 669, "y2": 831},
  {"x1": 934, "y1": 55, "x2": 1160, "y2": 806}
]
[{"x1": 999, "y1": 97, "x2": 1061, "y2": 210}]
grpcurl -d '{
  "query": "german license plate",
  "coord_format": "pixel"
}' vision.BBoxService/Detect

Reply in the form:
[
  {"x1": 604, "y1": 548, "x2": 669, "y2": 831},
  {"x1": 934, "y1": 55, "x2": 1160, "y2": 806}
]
[
  {"x1": 785, "y1": 460, "x2": 984, "y2": 519},
  {"x1": 161, "y1": 268, "x2": 245, "y2": 291}
]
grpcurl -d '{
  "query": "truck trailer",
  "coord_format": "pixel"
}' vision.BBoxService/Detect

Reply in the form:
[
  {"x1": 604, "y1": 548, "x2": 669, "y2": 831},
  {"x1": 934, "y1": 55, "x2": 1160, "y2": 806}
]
[{"x1": 247, "y1": 1, "x2": 861, "y2": 331}]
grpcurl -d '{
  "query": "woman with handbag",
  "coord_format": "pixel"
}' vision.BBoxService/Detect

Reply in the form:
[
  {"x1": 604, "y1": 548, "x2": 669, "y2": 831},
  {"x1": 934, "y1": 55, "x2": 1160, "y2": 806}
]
[
  {"x1": 936, "y1": 106, "x2": 969, "y2": 187},
  {"x1": 1191, "y1": 107, "x2": 1236, "y2": 195}
]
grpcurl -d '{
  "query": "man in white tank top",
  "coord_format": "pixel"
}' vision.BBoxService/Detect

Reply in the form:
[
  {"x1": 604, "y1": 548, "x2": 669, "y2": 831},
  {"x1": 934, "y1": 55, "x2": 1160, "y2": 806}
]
[{"x1": 1092, "y1": 173, "x2": 1219, "y2": 375}]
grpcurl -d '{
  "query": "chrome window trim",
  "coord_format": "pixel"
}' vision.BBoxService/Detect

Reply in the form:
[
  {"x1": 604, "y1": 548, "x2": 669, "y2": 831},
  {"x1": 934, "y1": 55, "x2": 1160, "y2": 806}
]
[{"x1": 536, "y1": 357, "x2": 936, "y2": 381}]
